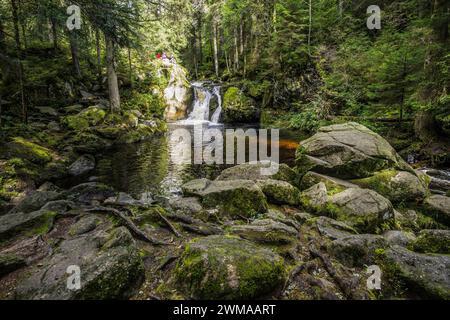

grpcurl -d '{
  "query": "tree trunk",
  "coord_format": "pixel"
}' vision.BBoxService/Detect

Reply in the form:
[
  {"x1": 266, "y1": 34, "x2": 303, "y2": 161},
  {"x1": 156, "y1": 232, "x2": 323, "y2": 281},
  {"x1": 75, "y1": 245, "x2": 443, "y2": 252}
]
[
  {"x1": 0, "y1": 18, "x2": 5, "y2": 52},
  {"x1": 105, "y1": 35, "x2": 120, "y2": 113},
  {"x1": 308, "y1": 0, "x2": 312, "y2": 55},
  {"x1": 128, "y1": 46, "x2": 133, "y2": 87},
  {"x1": 95, "y1": 29, "x2": 102, "y2": 83},
  {"x1": 69, "y1": 32, "x2": 81, "y2": 77},
  {"x1": 234, "y1": 28, "x2": 239, "y2": 71},
  {"x1": 213, "y1": 22, "x2": 219, "y2": 77},
  {"x1": 10, "y1": 0, "x2": 21, "y2": 54}
]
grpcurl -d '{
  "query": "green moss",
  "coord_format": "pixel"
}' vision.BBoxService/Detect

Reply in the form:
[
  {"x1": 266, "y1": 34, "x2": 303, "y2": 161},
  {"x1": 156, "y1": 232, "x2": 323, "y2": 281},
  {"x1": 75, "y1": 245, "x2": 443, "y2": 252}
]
[
  {"x1": 222, "y1": 87, "x2": 258, "y2": 123},
  {"x1": 7, "y1": 137, "x2": 52, "y2": 164},
  {"x1": 352, "y1": 170, "x2": 398, "y2": 196},
  {"x1": 64, "y1": 107, "x2": 107, "y2": 131},
  {"x1": 410, "y1": 231, "x2": 450, "y2": 254},
  {"x1": 26, "y1": 211, "x2": 57, "y2": 236}
]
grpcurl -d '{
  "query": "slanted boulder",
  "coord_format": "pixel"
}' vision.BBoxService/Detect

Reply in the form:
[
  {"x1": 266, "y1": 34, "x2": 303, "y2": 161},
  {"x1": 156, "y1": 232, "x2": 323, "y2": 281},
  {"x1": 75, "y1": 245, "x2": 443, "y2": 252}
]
[
  {"x1": 62, "y1": 183, "x2": 116, "y2": 204},
  {"x1": 4, "y1": 137, "x2": 52, "y2": 165},
  {"x1": 68, "y1": 155, "x2": 96, "y2": 176},
  {"x1": 300, "y1": 171, "x2": 358, "y2": 191},
  {"x1": 315, "y1": 216, "x2": 358, "y2": 240},
  {"x1": 296, "y1": 122, "x2": 412, "y2": 179},
  {"x1": 175, "y1": 235, "x2": 285, "y2": 299},
  {"x1": 383, "y1": 230, "x2": 416, "y2": 247},
  {"x1": 8, "y1": 190, "x2": 60, "y2": 214},
  {"x1": 230, "y1": 219, "x2": 299, "y2": 244},
  {"x1": 0, "y1": 210, "x2": 56, "y2": 242},
  {"x1": 182, "y1": 179, "x2": 268, "y2": 218}
]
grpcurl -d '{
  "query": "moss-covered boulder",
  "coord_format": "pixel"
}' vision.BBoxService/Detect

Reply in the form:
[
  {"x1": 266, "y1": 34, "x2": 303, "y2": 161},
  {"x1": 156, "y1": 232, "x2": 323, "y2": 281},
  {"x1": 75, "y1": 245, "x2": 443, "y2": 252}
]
[
  {"x1": 300, "y1": 171, "x2": 358, "y2": 192},
  {"x1": 378, "y1": 246, "x2": 450, "y2": 299},
  {"x1": 63, "y1": 106, "x2": 107, "y2": 131},
  {"x1": 182, "y1": 179, "x2": 268, "y2": 218},
  {"x1": 300, "y1": 183, "x2": 395, "y2": 233},
  {"x1": 222, "y1": 87, "x2": 258, "y2": 123},
  {"x1": 423, "y1": 195, "x2": 450, "y2": 227},
  {"x1": 256, "y1": 179, "x2": 301, "y2": 205},
  {"x1": 8, "y1": 190, "x2": 60, "y2": 214},
  {"x1": 4, "y1": 137, "x2": 52, "y2": 165},
  {"x1": 0, "y1": 254, "x2": 26, "y2": 277},
  {"x1": 15, "y1": 224, "x2": 144, "y2": 300},
  {"x1": 174, "y1": 235, "x2": 286, "y2": 299},
  {"x1": 351, "y1": 169, "x2": 429, "y2": 203},
  {"x1": 411, "y1": 230, "x2": 450, "y2": 254},
  {"x1": 296, "y1": 122, "x2": 413, "y2": 179},
  {"x1": 0, "y1": 210, "x2": 56, "y2": 242},
  {"x1": 216, "y1": 162, "x2": 297, "y2": 185},
  {"x1": 230, "y1": 219, "x2": 299, "y2": 245}
]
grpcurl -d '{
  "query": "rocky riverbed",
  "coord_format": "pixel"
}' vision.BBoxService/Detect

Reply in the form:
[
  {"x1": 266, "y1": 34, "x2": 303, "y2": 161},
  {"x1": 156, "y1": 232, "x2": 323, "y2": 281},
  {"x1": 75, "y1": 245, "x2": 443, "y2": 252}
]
[{"x1": 0, "y1": 122, "x2": 449, "y2": 300}]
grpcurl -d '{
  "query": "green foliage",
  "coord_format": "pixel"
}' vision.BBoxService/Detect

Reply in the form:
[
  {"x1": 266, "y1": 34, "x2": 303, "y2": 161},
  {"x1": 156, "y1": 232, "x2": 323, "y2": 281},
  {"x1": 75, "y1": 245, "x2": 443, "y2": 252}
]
[{"x1": 288, "y1": 110, "x2": 320, "y2": 133}]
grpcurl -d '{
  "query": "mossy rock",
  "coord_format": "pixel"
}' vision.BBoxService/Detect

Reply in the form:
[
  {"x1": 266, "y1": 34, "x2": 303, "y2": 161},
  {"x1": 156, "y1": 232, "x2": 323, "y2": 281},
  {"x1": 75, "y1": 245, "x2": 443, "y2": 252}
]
[
  {"x1": 4, "y1": 137, "x2": 52, "y2": 164},
  {"x1": 351, "y1": 169, "x2": 428, "y2": 203},
  {"x1": 410, "y1": 230, "x2": 450, "y2": 254},
  {"x1": 222, "y1": 87, "x2": 259, "y2": 123},
  {"x1": 230, "y1": 219, "x2": 299, "y2": 245},
  {"x1": 0, "y1": 254, "x2": 26, "y2": 277},
  {"x1": 0, "y1": 210, "x2": 56, "y2": 242},
  {"x1": 175, "y1": 235, "x2": 286, "y2": 299},
  {"x1": 256, "y1": 179, "x2": 301, "y2": 206},
  {"x1": 63, "y1": 106, "x2": 107, "y2": 131},
  {"x1": 423, "y1": 195, "x2": 450, "y2": 227}
]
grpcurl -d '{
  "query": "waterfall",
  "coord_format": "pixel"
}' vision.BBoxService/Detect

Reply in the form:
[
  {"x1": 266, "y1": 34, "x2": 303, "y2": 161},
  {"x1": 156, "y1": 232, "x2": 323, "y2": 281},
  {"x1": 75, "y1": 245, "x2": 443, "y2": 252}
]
[
  {"x1": 211, "y1": 86, "x2": 222, "y2": 123},
  {"x1": 182, "y1": 82, "x2": 222, "y2": 124}
]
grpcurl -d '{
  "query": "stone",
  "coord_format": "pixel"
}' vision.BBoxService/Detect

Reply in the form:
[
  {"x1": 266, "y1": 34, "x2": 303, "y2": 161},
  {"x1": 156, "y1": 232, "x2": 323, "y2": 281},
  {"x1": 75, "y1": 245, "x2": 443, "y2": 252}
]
[
  {"x1": 169, "y1": 197, "x2": 203, "y2": 214},
  {"x1": 382, "y1": 246, "x2": 450, "y2": 299},
  {"x1": 5, "y1": 137, "x2": 52, "y2": 164},
  {"x1": 40, "y1": 200, "x2": 75, "y2": 215},
  {"x1": 315, "y1": 216, "x2": 358, "y2": 240},
  {"x1": 182, "y1": 179, "x2": 268, "y2": 218},
  {"x1": 296, "y1": 122, "x2": 413, "y2": 179},
  {"x1": 230, "y1": 219, "x2": 299, "y2": 244},
  {"x1": 68, "y1": 155, "x2": 96, "y2": 176},
  {"x1": 301, "y1": 171, "x2": 358, "y2": 191},
  {"x1": 175, "y1": 235, "x2": 285, "y2": 299},
  {"x1": 15, "y1": 226, "x2": 143, "y2": 300},
  {"x1": 423, "y1": 195, "x2": 450, "y2": 227},
  {"x1": 0, "y1": 210, "x2": 56, "y2": 242},
  {"x1": 216, "y1": 162, "x2": 297, "y2": 185},
  {"x1": 0, "y1": 254, "x2": 26, "y2": 277},
  {"x1": 352, "y1": 169, "x2": 428, "y2": 203},
  {"x1": 411, "y1": 229, "x2": 450, "y2": 254},
  {"x1": 329, "y1": 234, "x2": 387, "y2": 267},
  {"x1": 256, "y1": 179, "x2": 301, "y2": 205},
  {"x1": 222, "y1": 87, "x2": 259, "y2": 123},
  {"x1": 36, "y1": 107, "x2": 58, "y2": 117},
  {"x1": 62, "y1": 183, "x2": 116, "y2": 204},
  {"x1": 300, "y1": 182, "x2": 328, "y2": 209},
  {"x1": 383, "y1": 230, "x2": 416, "y2": 247},
  {"x1": 9, "y1": 191, "x2": 60, "y2": 214}
]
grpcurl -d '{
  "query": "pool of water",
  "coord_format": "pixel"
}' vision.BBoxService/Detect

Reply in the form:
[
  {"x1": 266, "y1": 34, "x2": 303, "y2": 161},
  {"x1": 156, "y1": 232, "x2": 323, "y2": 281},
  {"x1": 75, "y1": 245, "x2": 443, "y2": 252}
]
[{"x1": 89, "y1": 123, "x2": 304, "y2": 199}]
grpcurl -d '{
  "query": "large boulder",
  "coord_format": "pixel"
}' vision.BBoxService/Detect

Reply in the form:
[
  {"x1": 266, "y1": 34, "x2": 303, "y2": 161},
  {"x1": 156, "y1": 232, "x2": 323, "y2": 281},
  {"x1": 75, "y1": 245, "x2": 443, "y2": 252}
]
[
  {"x1": 423, "y1": 195, "x2": 450, "y2": 227},
  {"x1": 301, "y1": 171, "x2": 358, "y2": 191},
  {"x1": 8, "y1": 190, "x2": 60, "y2": 214},
  {"x1": 15, "y1": 222, "x2": 144, "y2": 300},
  {"x1": 216, "y1": 161, "x2": 297, "y2": 185},
  {"x1": 174, "y1": 235, "x2": 285, "y2": 299},
  {"x1": 315, "y1": 216, "x2": 358, "y2": 240},
  {"x1": 163, "y1": 63, "x2": 192, "y2": 121},
  {"x1": 62, "y1": 183, "x2": 116, "y2": 204},
  {"x1": 300, "y1": 183, "x2": 395, "y2": 233},
  {"x1": 182, "y1": 179, "x2": 268, "y2": 218},
  {"x1": 230, "y1": 219, "x2": 299, "y2": 245},
  {"x1": 296, "y1": 122, "x2": 412, "y2": 179},
  {"x1": 383, "y1": 230, "x2": 416, "y2": 247},
  {"x1": 381, "y1": 246, "x2": 450, "y2": 299},
  {"x1": 351, "y1": 169, "x2": 429, "y2": 203},
  {"x1": 3, "y1": 137, "x2": 52, "y2": 165}
]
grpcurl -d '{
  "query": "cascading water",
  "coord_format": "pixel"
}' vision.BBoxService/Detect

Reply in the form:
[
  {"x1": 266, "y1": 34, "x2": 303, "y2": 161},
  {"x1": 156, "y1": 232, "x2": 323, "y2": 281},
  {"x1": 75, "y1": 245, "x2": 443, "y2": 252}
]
[{"x1": 182, "y1": 81, "x2": 222, "y2": 124}]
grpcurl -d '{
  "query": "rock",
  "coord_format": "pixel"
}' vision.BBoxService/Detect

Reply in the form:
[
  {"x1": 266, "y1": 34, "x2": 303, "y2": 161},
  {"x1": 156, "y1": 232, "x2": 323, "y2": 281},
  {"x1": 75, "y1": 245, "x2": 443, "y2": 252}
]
[
  {"x1": 315, "y1": 216, "x2": 358, "y2": 240},
  {"x1": 0, "y1": 254, "x2": 27, "y2": 277},
  {"x1": 64, "y1": 104, "x2": 83, "y2": 114},
  {"x1": 37, "y1": 182, "x2": 61, "y2": 193},
  {"x1": 182, "y1": 179, "x2": 268, "y2": 218},
  {"x1": 47, "y1": 121, "x2": 61, "y2": 132},
  {"x1": 383, "y1": 230, "x2": 416, "y2": 247},
  {"x1": 411, "y1": 230, "x2": 450, "y2": 254},
  {"x1": 216, "y1": 162, "x2": 297, "y2": 184},
  {"x1": 0, "y1": 210, "x2": 56, "y2": 242},
  {"x1": 231, "y1": 219, "x2": 299, "y2": 244},
  {"x1": 69, "y1": 215, "x2": 102, "y2": 236},
  {"x1": 40, "y1": 200, "x2": 75, "y2": 215},
  {"x1": 351, "y1": 169, "x2": 428, "y2": 203},
  {"x1": 424, "y1": 195, "x2": 450, "y2": 226},
  {"x1": 163, "y1": 64, "x2": 192, "y2": 121},
  {"x1": 300, "y1": 182, "x2": 329, "y2": 209},
  {"x1": 296, "y1": 122, "x2": 413, "y2": 179},
  {"x1": 292, "y1": 211, "x2": 313, "y2": 224},
  {"x1": 169, "y1": 197, "x2": 203, "y2": 214},
  {"x1": 15, "y1": 226, "x2": 143, "y2": 299},
  {"x1": 265, "y1": 209, "x2": 301, "y2": 230},
  {"x1": 36, "y1": 107, "x2": 58, "y2": 117},
  {"x1": 71, "y1": 132, "x2": 113, "y2": 153},
  {"x1": 5, "y1": 137, "x2": 52, "y2": 164},
  {"x1": 64, "y1": 106, "x2": 106, "y2": 131},
  {"x1": 68, "y1": 155, "x2": 96, "y2": 176},
  {"x1": 62, "y1": 183, "x2": 116, "y2": 204},
  {"x1": 9, "y1": 191, "x2": 60, "y2": 214},
  {"x1": 222, "y1": 87, "x2": 259, "y2": 123},
  {"x1": 256, "y1": 179, "x2": 301, "y2": 205},
  {"x1": 104, "y1": 192, "x2": 147, "y2": 207},
  {"x1": 301, "y1": 171, "x2": 358, "y2": 191},
  {"x1": 175, "y1": 235, "x2": 285, "y2": 299},
  {"x1": 382, "y1": 246, "x2": 450, "y2": 299},
  {"x1": 329, "y1": 234, "x2": 387, "y2": 267}
]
